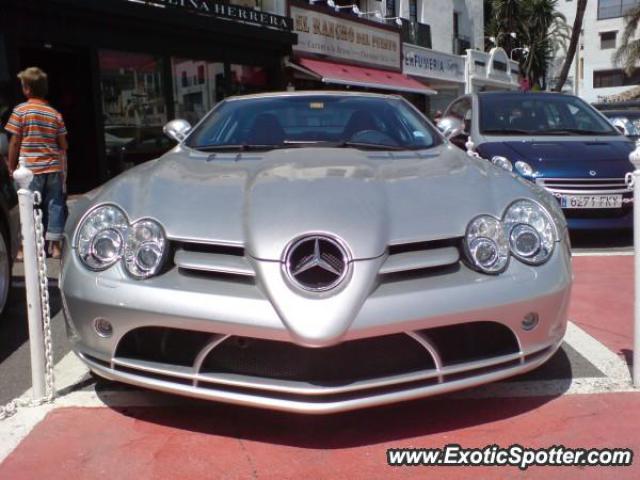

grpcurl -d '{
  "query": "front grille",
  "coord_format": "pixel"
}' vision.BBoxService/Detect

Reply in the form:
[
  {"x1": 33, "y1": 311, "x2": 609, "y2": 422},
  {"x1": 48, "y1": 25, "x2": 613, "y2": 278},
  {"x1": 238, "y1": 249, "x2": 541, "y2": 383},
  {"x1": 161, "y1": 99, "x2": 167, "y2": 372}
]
[
  {"x1": 110, "y1": 321, "x2": 525, "y2": 401},
  {"x1": 201, "y1": 334, "x2": 434, "y2": 385},
  {"x1": 536, "y1": 177, "x2": 631, "y2": 194},
  {"x1": 173, "y1": 241, "x2": 255, "y2": 280},
  {"x1": 380, "y1": 237, "x2": 462, "y2": 280}
]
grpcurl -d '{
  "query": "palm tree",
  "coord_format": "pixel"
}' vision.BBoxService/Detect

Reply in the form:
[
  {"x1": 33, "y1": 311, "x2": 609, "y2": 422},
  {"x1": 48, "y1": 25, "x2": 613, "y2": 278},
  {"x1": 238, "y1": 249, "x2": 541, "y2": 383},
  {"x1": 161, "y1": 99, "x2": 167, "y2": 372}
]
[
  {"x1": 520, "y1": 0, "x2": 570, "y2": 89},
  {"x1": 486, "y1": 0, "x2": 522, "y2": 54},
  {"x1": 553, "y1": 0, "x2": 587, "y2": 91},
  {"x1": 614, "y1": 4, "x2": 640, "y2": 75},
  {"x1": 487, "y1": 0, "x2": 569, "y2": 89}
]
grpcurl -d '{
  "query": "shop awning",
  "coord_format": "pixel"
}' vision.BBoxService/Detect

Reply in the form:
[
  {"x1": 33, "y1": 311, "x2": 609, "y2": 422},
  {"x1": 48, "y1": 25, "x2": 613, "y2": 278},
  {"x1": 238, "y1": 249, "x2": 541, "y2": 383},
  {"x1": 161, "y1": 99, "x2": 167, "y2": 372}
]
[{"x1": 289, "y1": 58, "x2": 437, "y2": 95}]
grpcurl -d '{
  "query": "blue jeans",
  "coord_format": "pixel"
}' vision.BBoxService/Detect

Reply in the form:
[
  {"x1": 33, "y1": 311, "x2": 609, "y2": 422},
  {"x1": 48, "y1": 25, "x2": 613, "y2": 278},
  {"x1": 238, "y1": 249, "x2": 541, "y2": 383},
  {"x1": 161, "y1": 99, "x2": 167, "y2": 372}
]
[{"x1": 29, "y1": 173, "x2": 65, "y2": 241}]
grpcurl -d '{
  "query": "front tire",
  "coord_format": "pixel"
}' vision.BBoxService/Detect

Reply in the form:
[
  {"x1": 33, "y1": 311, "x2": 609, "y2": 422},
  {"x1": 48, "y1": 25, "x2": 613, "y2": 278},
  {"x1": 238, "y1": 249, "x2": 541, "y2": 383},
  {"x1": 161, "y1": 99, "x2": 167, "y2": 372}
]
[{"x1": 0, "y1": 225, "x2": 10, "y2": 315}]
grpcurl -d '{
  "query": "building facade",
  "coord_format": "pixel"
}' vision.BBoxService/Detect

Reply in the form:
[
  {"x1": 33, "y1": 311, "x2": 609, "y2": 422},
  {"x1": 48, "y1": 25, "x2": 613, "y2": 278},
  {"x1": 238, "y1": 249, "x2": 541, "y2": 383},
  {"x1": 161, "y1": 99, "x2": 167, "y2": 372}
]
[
  {"x1": 286, "y1": 0, "x2": 486, "y2": 116},
  {"x1": 552, "y1": 0, "x2": 640, "y2": 103},
  {"x1": 0, "y1": 0, "x2": 295, "y2": 193}
]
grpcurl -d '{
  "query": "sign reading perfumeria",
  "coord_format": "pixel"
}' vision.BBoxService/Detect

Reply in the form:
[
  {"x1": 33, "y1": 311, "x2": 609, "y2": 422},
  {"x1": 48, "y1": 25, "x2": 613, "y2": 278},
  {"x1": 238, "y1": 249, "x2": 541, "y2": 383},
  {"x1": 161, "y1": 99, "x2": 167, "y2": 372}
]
[
  {"x1": 126, "y1": 0, "x2": 293, "y2": 31},
  {"x1": 403, "y1": 44, "x2": 465, "y2": 83},
  {"x1": 290, "y1": 5, "x2": 401, "y2": 70}
]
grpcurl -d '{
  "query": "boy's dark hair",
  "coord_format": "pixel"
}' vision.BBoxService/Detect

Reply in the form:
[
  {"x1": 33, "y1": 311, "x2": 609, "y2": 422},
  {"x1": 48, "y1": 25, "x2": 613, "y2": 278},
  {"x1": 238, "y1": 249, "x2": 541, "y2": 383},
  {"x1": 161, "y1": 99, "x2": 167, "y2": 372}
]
[{"x1": 17, "y1": 67, "x2": 48, "y2": 98}]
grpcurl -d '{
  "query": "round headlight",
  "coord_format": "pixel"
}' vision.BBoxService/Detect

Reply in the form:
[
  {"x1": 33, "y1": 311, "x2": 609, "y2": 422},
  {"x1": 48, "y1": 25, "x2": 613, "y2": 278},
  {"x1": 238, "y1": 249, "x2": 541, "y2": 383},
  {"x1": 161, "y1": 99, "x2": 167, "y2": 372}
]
[
  {"x1": 503, "y1": 200, "x2": 556, "y2": 264},
  {"x1": 76, "y1": 205, "x2": 128, "y2": 270},
  {"x1": 515, "y1": 160, "x2": 534, "y2": 176},
  {"x1": 124, "y1": 219, "x2": 167, "y2": 279},
  {"x1": 491, "y1": 156, "x2": 513, "y2": 172},
  {"x1": 464, "y1": 215, "x2": 509, "y2": 274}
]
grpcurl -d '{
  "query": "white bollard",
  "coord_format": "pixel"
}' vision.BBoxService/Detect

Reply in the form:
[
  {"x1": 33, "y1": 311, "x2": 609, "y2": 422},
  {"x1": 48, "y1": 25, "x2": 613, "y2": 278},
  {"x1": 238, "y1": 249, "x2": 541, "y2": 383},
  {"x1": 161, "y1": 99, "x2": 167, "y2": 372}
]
[
  {"x1": 629, "y1": 140, "x2": 640, "y2": 387},
  {"x1": 13, "y1": 159, "x2": 47, "y2": 400}
]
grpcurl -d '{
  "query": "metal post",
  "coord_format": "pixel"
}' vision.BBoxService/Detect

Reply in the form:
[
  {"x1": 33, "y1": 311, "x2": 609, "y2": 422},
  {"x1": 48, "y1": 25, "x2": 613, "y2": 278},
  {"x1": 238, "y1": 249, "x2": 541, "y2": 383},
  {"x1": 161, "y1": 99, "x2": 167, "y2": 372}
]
[
  {"x1": 628, "y1": 141, "x2": 640, "y2": 387},
  {"x1": 13, "y1": 160, "x2": 46, "y2": 400}
]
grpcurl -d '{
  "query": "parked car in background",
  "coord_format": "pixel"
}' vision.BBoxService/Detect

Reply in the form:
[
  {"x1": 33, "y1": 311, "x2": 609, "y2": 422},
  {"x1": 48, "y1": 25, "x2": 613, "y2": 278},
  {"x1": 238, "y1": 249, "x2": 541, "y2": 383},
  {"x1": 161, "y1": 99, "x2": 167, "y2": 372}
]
[
  {"x1": 439, "y1": 92, "x2": 636, "y2": 230},
  {"x1": 600, "y1": 110, "x2": 640, "y2": 143},
  {"x1": 0, "y1": 129, "x2": 20, "y2": 316},
  {"x1": 61, "y1": 91, "x2": 572, "y2": 413}
]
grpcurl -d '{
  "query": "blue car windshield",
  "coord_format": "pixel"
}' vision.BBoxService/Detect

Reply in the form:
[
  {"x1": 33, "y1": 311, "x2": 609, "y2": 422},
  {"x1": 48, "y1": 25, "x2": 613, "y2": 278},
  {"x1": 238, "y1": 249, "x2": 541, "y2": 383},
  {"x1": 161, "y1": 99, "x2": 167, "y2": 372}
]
[
  {"x1": 186, "y1": 95, "x2": 442, "y2": 151},
  {"x1": 479, "y1": 94, "x2": 618, "y2": 136}
]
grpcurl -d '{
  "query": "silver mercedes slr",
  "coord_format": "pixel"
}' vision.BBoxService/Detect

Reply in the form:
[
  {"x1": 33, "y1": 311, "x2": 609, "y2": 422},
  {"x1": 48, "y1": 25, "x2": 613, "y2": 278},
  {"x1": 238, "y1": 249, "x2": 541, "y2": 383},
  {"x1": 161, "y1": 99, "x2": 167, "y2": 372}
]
[{"x1": 61, "y1": 92, "x2": 572, "y2": 414}]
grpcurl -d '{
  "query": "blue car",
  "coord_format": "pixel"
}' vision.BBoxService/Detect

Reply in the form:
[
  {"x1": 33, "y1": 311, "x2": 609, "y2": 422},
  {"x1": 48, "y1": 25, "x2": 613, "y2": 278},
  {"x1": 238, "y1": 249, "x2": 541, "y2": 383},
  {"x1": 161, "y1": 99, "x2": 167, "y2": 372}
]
[{"x1": 440, "y1": 92, "x2": 635, "y2": 230}]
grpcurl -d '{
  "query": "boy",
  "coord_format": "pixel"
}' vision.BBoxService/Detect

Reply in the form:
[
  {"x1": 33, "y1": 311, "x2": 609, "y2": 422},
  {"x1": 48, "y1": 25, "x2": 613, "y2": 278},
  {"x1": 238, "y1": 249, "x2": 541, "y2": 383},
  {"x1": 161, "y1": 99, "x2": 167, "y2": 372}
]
[{"x1": 5, "y1": 67, "x2": 68, "y2": 258}]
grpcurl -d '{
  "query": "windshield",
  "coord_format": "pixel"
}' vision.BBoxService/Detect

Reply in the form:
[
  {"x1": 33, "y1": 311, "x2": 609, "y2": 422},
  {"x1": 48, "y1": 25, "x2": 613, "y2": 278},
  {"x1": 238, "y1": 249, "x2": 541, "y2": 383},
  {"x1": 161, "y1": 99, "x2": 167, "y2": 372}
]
[
  {"x1": 186, "y1": 95, "x2": 441, "y2": 151},
  {"x1": 479, "y1": 94, "x2": 618, "y2": 136}
]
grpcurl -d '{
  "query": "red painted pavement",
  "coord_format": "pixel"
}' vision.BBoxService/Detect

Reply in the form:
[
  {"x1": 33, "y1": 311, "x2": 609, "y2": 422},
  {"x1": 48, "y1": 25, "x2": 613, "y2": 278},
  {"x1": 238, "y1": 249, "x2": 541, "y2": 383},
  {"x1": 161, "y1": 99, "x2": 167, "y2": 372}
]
[
  {"x1": 570, "y1": 256, "x2": 633, "y2": 361},
  {"x1": 1, "y1": 392, "x2": 639, "y2": 480}
]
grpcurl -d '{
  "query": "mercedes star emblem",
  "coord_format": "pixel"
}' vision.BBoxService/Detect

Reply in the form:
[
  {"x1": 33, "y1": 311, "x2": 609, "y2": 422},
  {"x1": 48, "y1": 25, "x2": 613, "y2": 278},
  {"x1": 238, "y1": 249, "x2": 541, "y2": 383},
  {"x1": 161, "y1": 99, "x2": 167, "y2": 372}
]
[
  {"x1": 285, "y1": 236, "x2": 349, "y2": 292},
  {"x1": 589, "y1": 170, "x2": 597, "y2": 176}
]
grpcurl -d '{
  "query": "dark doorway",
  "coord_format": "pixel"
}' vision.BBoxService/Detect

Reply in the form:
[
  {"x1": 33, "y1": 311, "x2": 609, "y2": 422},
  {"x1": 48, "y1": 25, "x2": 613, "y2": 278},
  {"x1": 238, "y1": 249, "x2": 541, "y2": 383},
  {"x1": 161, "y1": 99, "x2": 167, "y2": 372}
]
[{"x1": 18, "y1": 46, "x2": 100, "y2": 194}]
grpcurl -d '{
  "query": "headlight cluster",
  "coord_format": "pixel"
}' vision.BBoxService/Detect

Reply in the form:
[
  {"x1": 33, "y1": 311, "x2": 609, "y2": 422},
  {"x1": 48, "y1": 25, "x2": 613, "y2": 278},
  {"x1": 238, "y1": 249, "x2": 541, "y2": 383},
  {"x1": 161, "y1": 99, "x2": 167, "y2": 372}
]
[
  {"x1": 76, "y1": 205, "x2": 167, "y2": 279},
  {"x1": 465, "y1": 200, "x2": 557, "y2": 274}
]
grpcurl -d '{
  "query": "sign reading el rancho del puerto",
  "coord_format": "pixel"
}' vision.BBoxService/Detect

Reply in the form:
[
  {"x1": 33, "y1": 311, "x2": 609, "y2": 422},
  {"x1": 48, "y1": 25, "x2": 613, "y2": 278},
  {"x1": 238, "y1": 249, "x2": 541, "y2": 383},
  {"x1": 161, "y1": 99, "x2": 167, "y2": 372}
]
[
  {"x1": 125, "y1": 0, "x2": 292, "y2": 31},
  {"x1": 290, "y1": 4, "x2": 401, "y2": 70}
]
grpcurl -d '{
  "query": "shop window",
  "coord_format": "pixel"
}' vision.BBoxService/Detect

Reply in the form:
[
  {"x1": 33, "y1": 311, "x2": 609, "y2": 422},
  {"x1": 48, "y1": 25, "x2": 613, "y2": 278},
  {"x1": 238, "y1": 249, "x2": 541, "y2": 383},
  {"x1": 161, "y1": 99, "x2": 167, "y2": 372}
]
[
  {"x1": 99, "y1": 50, "x2": 171, "y2": 177},
  {"x1": 229, "y1": 64, "x2": 270, "y2": 96},
  {"x1": 172, "y1": 58, "x2": 225, "y2": 126}
]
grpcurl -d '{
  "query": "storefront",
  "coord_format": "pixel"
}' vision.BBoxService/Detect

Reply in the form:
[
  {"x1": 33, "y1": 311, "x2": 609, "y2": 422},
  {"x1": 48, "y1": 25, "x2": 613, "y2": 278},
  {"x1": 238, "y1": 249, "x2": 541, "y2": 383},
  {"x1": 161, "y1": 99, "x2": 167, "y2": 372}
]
[
  {"x1": 0, "y1": 0, "x2": 295, "y2": 193},
  {"x1": 286, "y1": 1, "x2": 435, "y2": 109},
  {"x1": 402, "y1": 44, "x2": 466, "y2": 119},
  {"x1": 464, "y1": 47, "x2": 520, "y2": 94}
]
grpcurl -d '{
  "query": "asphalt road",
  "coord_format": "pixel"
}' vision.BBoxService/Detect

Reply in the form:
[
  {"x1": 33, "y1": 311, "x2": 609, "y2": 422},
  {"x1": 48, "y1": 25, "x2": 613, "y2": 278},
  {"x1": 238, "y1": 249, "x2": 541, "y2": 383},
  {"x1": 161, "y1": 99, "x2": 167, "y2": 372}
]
[{"x1": 0, "y1": 231, "x2": 632, "y2": 405}]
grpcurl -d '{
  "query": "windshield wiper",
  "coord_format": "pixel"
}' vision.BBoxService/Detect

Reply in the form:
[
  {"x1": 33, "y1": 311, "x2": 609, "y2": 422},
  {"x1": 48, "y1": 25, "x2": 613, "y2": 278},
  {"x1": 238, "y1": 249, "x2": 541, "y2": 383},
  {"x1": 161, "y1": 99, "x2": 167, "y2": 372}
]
[
  {"x1": 481, "y1": 129, "x2": 535, "y2": 135},
  {"x1": 194, "y1": 143, "x2": 283, "y2": 152},
  {"x1": 538, "y1": 128, "x2": 614, "y2": 135},
  {"x1": 332, "y1": 141, "x2": 406, "y2": 151}
]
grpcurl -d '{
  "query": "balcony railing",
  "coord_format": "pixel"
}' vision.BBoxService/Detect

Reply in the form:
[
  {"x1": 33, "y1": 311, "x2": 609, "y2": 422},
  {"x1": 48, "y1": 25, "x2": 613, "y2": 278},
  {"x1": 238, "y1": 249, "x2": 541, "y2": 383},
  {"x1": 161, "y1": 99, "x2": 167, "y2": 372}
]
[
  {"x1": 401, "y1": 20, "x2": 431, "y2": 49},
  {"x1": 453, "y1": 36, "x2": 471, "y2": 55}
]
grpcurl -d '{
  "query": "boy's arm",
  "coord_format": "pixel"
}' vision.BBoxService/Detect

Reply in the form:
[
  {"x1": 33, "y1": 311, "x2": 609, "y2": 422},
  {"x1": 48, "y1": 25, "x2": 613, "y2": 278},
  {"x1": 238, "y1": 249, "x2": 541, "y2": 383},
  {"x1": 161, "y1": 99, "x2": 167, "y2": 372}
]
[
  {"x1": 8, "y1": 134, "x2": 21, "y2": 174},
  {"x1": 58, "y1": 134, "x2": 68, "y2": 190}
]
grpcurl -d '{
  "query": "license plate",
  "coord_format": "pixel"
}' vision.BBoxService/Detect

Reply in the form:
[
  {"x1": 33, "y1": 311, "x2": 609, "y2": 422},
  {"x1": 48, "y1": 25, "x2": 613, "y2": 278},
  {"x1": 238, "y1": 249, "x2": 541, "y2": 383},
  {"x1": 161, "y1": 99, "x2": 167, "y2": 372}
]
[{"x1": 560, "y1": 194, "x2": 622, "y2": 209}]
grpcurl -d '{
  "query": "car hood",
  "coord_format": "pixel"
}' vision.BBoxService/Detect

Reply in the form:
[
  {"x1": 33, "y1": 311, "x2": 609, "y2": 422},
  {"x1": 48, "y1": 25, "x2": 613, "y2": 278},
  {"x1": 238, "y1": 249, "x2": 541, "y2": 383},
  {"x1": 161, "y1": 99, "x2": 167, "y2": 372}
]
[
  {"x1": 500, "y1": 139, "x2": 635, "y2": 176},
  {"x1": 70, "y1": 144, "x2": 541, "y2": 261}
]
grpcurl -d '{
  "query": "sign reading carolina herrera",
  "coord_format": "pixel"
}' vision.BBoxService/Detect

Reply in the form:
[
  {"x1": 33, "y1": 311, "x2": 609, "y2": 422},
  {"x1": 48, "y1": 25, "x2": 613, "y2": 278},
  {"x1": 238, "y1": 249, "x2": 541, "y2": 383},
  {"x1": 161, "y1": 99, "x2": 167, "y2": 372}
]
[
  {"x1": 127, "y1": 0, "x2": 292, "y2": 31},
  {"x1": 290, "y1": 5, "x2": 401, "y2": 70}
]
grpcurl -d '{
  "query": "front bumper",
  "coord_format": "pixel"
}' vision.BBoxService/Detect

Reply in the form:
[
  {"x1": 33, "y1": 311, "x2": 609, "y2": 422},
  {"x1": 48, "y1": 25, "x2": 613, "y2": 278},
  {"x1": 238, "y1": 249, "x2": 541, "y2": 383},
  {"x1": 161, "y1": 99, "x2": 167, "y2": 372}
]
[{"x1": 61, "y1": 244, "x2": 572, "y2": 414}]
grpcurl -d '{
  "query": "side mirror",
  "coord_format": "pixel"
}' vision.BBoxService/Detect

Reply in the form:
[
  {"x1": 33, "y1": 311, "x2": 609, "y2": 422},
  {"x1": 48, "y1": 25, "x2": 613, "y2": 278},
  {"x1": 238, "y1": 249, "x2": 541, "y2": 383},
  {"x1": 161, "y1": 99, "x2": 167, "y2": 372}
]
[
  {"x1": 437, "y1": 116, "x2": 465, "y2": 140},
  {"x1": 163, "y1": 119, "x2": 192, "y2": 143},
  {"x1": 614, "y1": 124, "x2": 627, "y2": 135}
]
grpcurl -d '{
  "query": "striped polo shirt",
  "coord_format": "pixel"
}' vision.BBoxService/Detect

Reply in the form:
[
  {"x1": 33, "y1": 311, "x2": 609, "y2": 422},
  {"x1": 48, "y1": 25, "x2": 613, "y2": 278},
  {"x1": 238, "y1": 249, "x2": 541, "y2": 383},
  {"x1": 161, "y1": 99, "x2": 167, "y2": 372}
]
[{"x1": 5, "y1": 98, "x2": 67, "y2": 174}]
